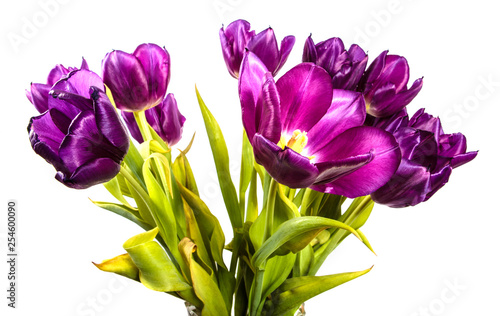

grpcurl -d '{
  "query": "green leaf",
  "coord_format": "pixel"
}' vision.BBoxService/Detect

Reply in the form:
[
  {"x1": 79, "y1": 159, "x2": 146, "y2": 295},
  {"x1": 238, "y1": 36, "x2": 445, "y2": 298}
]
[
  {"x1": 93, "y1": 253, "x2": 139, "y2": 281},
  {"x1": 196, "y1": 87, "x2": 242, "y2": 229},
  {"x1": 90, "y1": 200, "x2": 152, "y2": 231},
  {"x1": 173, "y1": 151, "x2": 199, "y2": 196},
  {"x1": 310, "y1": 196, "x2": 375, "y2": 276},
  {"x1": 177, "y1": 180, "x2": 227, "y2": 270},
  {"x1": 252, "y1": 217, "x2": 366, "y2": 270},
  {"x1": 264, "y1": 267, "x2": 372, "y2": 315},
  {"x1": 103, "y1": 176, "x2": 131, "y2": 207},
  {"x1": 142, "y1": 157, "x2": 178, "y2": 254},
  {"x1": 123, "y1": 228, "x2": 191, "y2": 292},
  {"x1": 179, "y1": 238, "x2": 229, "y2": 316},
  {"x1": 257, "y1": 253, "x2": 296, "y2": 314}
]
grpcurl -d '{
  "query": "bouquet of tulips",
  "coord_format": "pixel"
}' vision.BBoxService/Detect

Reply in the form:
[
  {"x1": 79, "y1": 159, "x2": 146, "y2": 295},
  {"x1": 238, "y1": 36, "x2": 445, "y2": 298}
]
[{"x1": 26, "y1": 19, "x2": 477, "y2": 316}]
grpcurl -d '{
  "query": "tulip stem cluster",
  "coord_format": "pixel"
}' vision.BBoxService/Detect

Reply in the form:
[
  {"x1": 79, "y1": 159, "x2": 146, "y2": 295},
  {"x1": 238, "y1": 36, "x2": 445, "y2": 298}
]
[{"x1": 25, "y1": 20, "x2": 477, "y2": 316}]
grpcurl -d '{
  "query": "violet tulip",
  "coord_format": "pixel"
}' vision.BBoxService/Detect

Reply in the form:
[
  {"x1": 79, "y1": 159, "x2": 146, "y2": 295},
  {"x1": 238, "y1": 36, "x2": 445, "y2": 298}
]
[
  {"x1": 303, "y1": 36, "x2": 368, "y2": 90},
  {"x1": 121, "y1": 93, "x2": 185, "y2": 146},
  {"x1": 239, "y1": 52, "x2": 401, "y2": 197},
  {"x1": 28, "y1": 69, "x2": 129, "y2": 189},
  {"x1": 102, "y1": 43, "x2": 170, "y2": 112},
  {"x1": 358, "y1": 50, "x2": 423, "y2": 117},
  {"x1": 26, "y1": 58, "x2": 89, "y2": 113},
  {"x1": 220, "y1": 19, "x2": 295, "y2": 78},
  {"x1": 370, "y1": 109, "x2": 477, "y2": 207}
]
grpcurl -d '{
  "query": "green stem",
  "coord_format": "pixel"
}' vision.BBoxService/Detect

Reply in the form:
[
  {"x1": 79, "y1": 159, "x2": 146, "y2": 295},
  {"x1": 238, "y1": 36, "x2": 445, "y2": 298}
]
[
  {"x1": 134, "y1": 110, "x2": 153, "y2": 142},
  {"x1": 250, "y1": 268, "x2": 265, "y2": 316},
  {"x1": 264, "y1": 179, "x2": 278, "y2": 241}
]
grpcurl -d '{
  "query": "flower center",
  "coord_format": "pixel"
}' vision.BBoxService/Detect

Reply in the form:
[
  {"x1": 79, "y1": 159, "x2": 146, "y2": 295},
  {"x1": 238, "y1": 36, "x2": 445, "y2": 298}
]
[{"x1": 278, "y1": 129, "x2": 309, "y2": 154}]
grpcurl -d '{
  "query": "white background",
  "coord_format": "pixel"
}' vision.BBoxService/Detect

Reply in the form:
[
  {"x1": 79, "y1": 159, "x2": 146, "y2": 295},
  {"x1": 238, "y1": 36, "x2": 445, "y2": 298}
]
[{"x1": 1, "y1": 0, "x2": 499, "y2": 315}]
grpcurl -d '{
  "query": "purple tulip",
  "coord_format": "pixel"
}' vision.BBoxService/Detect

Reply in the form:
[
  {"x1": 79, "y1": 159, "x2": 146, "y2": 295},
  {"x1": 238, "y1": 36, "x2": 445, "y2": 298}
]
[
  {"x1": 121, "y1": 93, "x2": 186, "y2": 146},
  {"x1": 358, "y1": 50, "x2": 423, "y2": 117},
  {"x1": 370, "y1": 109, "x2": 477, "y2": 207},
  {"x1": 26, "y1": 58, "x2": 89, "y2": 113},
  {"x1": 239, "y1": 52, "x2": 401, "y2": 197},
  {"x1": 220, "y1": 19, "x2": 295, "y2": 78},
  {"x1": 102, "y1": 43, "x2": 170, "y2": 112},
  {"x1": 303, "y1": 36, "x2": 368, "y2": 90},
  {"x1": 28, "y1": 69, "x2": 129, "y2": 189}
]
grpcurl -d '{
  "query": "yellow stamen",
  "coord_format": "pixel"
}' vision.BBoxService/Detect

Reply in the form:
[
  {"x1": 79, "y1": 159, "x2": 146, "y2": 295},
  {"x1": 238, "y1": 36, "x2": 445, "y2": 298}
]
[{"x1": 287, "y1": 130, "x2": 308, "y2": 153}]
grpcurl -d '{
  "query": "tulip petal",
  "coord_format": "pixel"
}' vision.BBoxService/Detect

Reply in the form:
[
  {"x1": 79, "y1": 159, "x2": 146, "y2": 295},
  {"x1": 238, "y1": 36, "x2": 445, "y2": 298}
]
[
  {"x1": 371, "y1": 159, "x2": 431, "y2": 207},
  {"x1": 377, "y1": 55, "x2": 410, "y2": 92},
  {"x1": 247, "y1": 28, "x2": 280, "y2": 74},
  {"x1": 313, "y1": 152, "x2": 373, "y2": 184},
  {"x1": 56, "y1": 157, "x2": 121, "y2": 189},
  {"x1": 302, "y1": 35, "x2": 317, "y2": 63},
  {"x1": 133, "y1": 43, "x2": 170, "y2": 107},
  {"x1": 238, "y1": 52, "x2": 270, "y2": 140},
  {"x1": 311, "y1": 126, "x2": 401, "y2": 198},
  {"x1": 27, "y1": 83, "x2": 51, "y2": 113},
  {"x1": 220, "y1": 19, "x2": 255, "y2": 78},
  {"x1": 449, "y1": 151, "x2": 478, "y2": 169},
  {"x1": 59, "y1": 111, "x2": 103, "y2": 173},
  {"x1": 91, "y1": 87, "x2": 129, "y2": 153},
  {"x1": 424, "y1": 164, "x2": 452, "y2": 201},
  {"x1": 52, "y1": 69, "x2": 104, "y2": 99},
  {"x1": 358, "y1": 50, "x2": 388, "y2": 91},
  {"x1": 102, "y1": 50, "x2": 149, "y2": 111},
  {"x1": 307, "y1": 90, "x2": 365, "y2": 155},
  {"x1": 28, "y1": 111, "x2": 66, "y2": 169},
  {"x1": 277, "y1": 63, "x2": 333, "y2": 133},
  {"x1": 274, "y1": 35, "x2": 296, "y2": 76},
  {"x1": 146, "y1": 93, "x2": 186, "y2": 146},
  {"x1": 121, "y1": 111, "x2": 143, "y2": 143},
  {"x1": 253, "y1": 134, "x2": 319, "y2": 188},
  {"x1": 257, "y1": 75, "x2": 282, "y2": 144},
  {"x1": 47, "y1": 64, "x2": 71, "y2": 86}
]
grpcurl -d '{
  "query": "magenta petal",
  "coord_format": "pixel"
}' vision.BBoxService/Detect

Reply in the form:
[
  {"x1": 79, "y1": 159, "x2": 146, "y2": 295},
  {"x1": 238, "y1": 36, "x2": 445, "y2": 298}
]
[
  {"x1": 102, "y1": 50, "x2": 149, "y2": 111},
  {"x1": 359, "y1": 50, "x2": 388, "y2": 91},
  {"x1": 257, "y1": 75, "x2": 282, "y2": 143},
  {"x1": 277, "y1": 63, "x2": 333, "y2": 133},
  {"x1": 52, "y1": 69, "x2": 104, "y2": 99},
  {"x1": 146, "y1": 93, "x2": 185, "y2": 146},
  {"x1": 274, "y1": 35, "x2": 296, "y2": 76},
  {"x1": 311, "y1": 126, "x2": 401, "y2": 198},
  {"x1": 121, "y1": 111, "x2": 143, "y2": 143},
  {"x1": 450, "y1": 151, "x2": 478, "y2": 168},
  {"x1": 314, "y1": 152, "x2": 373, "y2": 184},
  {"x1": 307, "y1": 90, "x2": 366, "y2": 154},
  {"x1": 28, "y1": 111, "x2": 66, "y2": 167},
  {"x1": 424, "y1": 164, "x2": 452, "y2": 201},
  {"x1": 133, "y1": 43, "x2": 170, "y2": 107},
  {"x1": 253, "y1": 134, "x2": 319, "y2": 188},
  {"x1": 56, "y1": 157, "x2": 121, "y2": 189},
  {"x1": 91, "y1": 87, "x2": 129, "y2": 153},
  {"x1": 220, "y1": 19, "x2": 255, "y2": 78},
  {"x1": 28, "y1": 83, "x2": 51, "y2": 113},
  {"x1": 247, "y1": 28, "x2": 280, "y2": 74},
  {"x1": 371, "y1": 159, "x2": 431, "y2": 207},
  {"x1": 377, "y1": 55, "x2": 410, "y2": 92},
  {"x1": 238, "y1": 52, "x2": 270, "y2": 140},
  {"x1": 302, "y1": 35, "x2": 317, "y2": 63},
  {"x1": 47, "y1": 64, "x2": 71, "y2": 86},
  {"x1": 59, "y1": 111, "x2": 102, "y2": 172}
]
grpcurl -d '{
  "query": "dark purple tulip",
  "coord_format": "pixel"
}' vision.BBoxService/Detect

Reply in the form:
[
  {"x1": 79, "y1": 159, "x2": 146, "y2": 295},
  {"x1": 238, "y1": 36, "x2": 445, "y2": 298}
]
[
  {"x1": 26, "y1": 58, "x2": 89, "y2": 113},
  {"x1": 220, "y1": 19, "x2": 295, "y2": 78},
  {"x1": 303, "y1": 36, "x2": 368, "y2": 90},
  {"x1": 370, "y1": 109, "x2": 477, "y2": 207},
  {"x1": 239, "y1": 52, "x2": 401, "y2": 198},
  {"x1": 121, "y1": 93, "x2": 185, "y2": 146},
  {"x1": 358, "y1": 50, "x2": 423, "y2": 117},
  {"x1": 102, "y1": 43, "x2": 170, "y2": 112},
  {"x1": 28, "y1": 69, "x2": 129, "y2": 189}
]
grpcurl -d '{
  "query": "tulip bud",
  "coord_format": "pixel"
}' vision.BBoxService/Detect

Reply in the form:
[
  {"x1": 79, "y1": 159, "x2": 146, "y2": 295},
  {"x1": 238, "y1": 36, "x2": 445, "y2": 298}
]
[
  {"x1": 102, "y1": 43, "x2": 170, "y2": 112},
  {"x1": 358, "y1": 51, "x2": 423, "y2": 117},
  {"x1": 220, "y1": 19, "x2": 295, "y2": 78}
]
